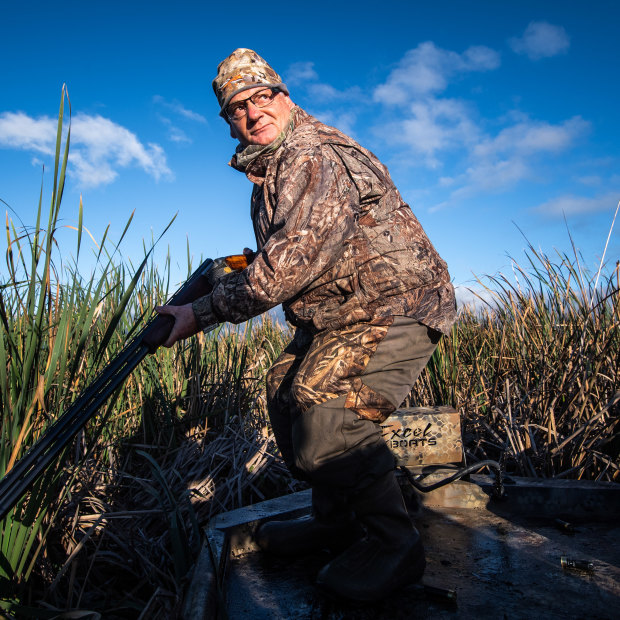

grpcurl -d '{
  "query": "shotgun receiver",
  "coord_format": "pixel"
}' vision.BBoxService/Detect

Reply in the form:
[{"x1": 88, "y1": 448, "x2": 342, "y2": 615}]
[{"x1": 0, "y1": 254, "x2": 251, "y2": 520}]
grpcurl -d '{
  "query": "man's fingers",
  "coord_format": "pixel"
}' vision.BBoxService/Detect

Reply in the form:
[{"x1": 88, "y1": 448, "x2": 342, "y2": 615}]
[
  {"x1": 154, "y1": 303, "x2": 199, "y2": 348},
  {"x1": 162, "y1": 332, "x2": 176, "y2": 348},
  {"x1": 155, "y1": 305, "x2": 179, "y2": 347}
]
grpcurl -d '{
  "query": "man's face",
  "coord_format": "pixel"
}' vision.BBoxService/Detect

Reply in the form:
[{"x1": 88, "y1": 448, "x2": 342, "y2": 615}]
[{"x1": 227, "y1": 87, "x2": 295, "y2": 147}]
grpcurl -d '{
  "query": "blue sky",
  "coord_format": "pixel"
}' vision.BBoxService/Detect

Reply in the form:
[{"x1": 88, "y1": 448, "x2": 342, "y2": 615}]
[{"x1": 1, "y1": 1, "x2": 619, "y2": 306}]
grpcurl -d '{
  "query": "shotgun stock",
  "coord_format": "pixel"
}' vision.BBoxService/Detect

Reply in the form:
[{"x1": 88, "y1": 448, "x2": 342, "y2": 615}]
[{"x1": 0, "y1": 254, "x2": 250, "y2": 520}]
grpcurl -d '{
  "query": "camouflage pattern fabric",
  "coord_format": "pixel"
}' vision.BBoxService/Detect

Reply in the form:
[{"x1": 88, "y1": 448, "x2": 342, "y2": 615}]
[
  {"x1": 265, "y1": 317, "x2": 440, "y2": 489},
  {"x1": 266, "y1": 317, "x2": 395, "y2": 424},
  {"x1": 193, "y1": 106, "x2": 456, "y2": 336}
]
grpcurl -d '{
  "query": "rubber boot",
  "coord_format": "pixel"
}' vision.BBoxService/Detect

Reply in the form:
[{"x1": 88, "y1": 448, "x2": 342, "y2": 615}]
[
  {"x1": 254, "y1": 486, "x2": 364, "y2": 557},
  {"x1": 316, "y1": 470, "x2": 425, "y2": 602}
]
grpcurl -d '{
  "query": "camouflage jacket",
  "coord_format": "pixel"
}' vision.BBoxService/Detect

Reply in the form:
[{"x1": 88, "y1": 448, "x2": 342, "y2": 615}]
[{"x1": 193, "y1": 107, "x2": 456, "y2": 335}]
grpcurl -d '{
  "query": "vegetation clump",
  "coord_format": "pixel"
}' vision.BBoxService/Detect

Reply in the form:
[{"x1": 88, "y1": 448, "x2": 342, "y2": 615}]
[{"x1": 1, "y1": 90, "x2": 617, "y2": 617}]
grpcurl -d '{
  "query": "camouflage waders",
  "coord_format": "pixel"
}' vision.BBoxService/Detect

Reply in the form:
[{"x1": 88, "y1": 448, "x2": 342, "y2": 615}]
[{"x1": 266, "y1": 316, "x2": 441, "y2": 495}]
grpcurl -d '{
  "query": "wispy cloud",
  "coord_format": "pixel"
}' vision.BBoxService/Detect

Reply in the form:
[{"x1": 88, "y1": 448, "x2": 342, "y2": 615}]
[
  {"x1": 153, "y1": 95, "x2": 207, "y2": 145},
  {"x1": 509, "y1": 22, "x2": 570, "y2": 60},
  {"x1": 377, "y1": 97, "x2": 480, "y2": 167},
  {"x1": 0, "y1": 111, "x2": 57, "y2": 154},
  {"x1": 158, "y1": 115, "x2": 192, "y2": 144},
  {"x1": 310, "y1": 110, "x2": 358, "y2": 138},
  {"x1": 373, "y1": 42, "x2": 500, "y2": 103},
  {"x1": 366, "y1": 40, "x2": 590, "y2": 210},
  {"x1": 367, "y1": 42, "x2": 501, "y2": 167},
  {"x1": 284, "y1": 61, "x2": 362, "y2": 135},
  {"x1": 533, "y1": 191, "x2": 620, "y2": 217},
  {"x1": 286, "y1": 61, "x2": 319, "y2": 85},
  {"x1": 0, "y1": 110, "x2": 172, "y2": 187},
  {"x1": 577, "y1": 175, "x2": 603, "y2": 187},
  {"x1": 455, "y1": 158, "x2": 530, "y2": 195},
  {"x1": 286, "y1": 61, "x2": 361, "y2": 103},
  {"x1": 153, "y1": 95, "x2": 207, "y2": 123},
  {"x1": 429, "y1": 116, "x2": 589, "y2": 208},
  {"x1": 474, "y1": 116, "x2": 588, "y2": 158}
]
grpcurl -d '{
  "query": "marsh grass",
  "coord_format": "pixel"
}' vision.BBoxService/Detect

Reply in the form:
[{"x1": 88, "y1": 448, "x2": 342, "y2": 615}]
[
  {"x1": 410, "y1": 242, "x2": 619, "y2": 481},
  {"x1": 1, "y1": 166, "x2": 296, "y2": 614},
  {"x1": 1, "y1": 90, "x2": 618, "y2": 616}
]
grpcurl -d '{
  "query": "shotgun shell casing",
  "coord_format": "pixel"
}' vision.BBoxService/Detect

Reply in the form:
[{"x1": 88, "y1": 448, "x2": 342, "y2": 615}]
[
  {"x1": 561, "y1": 556, "x2": 594, "y2": 572},
  {"x1": 423, "y1": 584, "x2": 458, "y2": 604},
  {"x1": 554, "y1": 518, "x2": 576, "y2": 533}
]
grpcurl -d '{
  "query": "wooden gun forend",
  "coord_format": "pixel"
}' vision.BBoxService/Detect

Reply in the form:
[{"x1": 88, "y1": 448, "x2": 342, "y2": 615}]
[{"x1": 140, "y1": 254, "x2": 251, "y2": 352}]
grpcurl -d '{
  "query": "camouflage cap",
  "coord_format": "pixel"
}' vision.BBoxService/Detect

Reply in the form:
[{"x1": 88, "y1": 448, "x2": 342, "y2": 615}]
[{"x1": 213, "y1": 48, "x2": 288, "y2": 117}]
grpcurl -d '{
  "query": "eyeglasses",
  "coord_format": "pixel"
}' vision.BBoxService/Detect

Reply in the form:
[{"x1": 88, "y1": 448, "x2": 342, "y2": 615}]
[{"x1": 225, "y1": 88, "x2": 280, "y2": 121}]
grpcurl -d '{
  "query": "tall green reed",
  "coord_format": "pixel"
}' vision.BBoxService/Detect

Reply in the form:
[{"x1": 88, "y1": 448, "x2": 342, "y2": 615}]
[
  {"x1": 0, "y1": 86, "x2": 291, "y2": 613},
  {"x1": 2, "y1": 87, "x2": 616, "y2": 615},
  {"x1": 0, "y1": 87, "x2": 163, "y2": 600}
]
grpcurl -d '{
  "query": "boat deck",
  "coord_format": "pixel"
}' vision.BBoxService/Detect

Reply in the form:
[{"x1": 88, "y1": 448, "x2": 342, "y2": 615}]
[{"x1": 184, "y1": 475, "x2": 620, "y2": 619}]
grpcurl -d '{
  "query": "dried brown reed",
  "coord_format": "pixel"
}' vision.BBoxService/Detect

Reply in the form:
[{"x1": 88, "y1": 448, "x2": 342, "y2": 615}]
[
  {"x1": 411, "y1": 243, "x2": 619, "y2": 482},
  {"x1": 3, "y1": 89, "x2": 617, "y2": 616}
]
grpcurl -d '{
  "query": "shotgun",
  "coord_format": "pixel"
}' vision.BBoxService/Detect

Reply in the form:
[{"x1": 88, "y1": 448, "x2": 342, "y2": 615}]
[{"x1": 0, "y1": 253, "x2": 251, "y2": 520}]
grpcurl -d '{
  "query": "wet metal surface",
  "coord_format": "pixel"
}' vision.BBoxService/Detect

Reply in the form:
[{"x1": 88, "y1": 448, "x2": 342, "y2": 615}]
[{"x1": 224, "y1": 507, "x2": 620, "y2": 619}]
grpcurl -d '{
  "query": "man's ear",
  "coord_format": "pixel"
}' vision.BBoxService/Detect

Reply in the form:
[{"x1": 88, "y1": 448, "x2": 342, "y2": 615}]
[{"x1": 229, "y1": 123, "x2": 238, "y2": 140}]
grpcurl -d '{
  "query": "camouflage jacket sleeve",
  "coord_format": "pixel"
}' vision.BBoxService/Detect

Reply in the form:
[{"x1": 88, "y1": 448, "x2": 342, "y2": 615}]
[{"x1": 192, "y1": 142, "x2": 358, "y2": 329}]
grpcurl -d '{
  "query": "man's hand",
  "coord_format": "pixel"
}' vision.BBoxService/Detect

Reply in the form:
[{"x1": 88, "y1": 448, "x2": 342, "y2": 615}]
[{"x1": 154, "y1": 303, "x2": 200, "y2": 348}]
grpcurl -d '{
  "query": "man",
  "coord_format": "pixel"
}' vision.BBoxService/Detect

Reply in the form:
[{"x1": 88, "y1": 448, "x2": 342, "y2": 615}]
[{"x1": 157, "y1": 48, "x2": 456, "y2": 603}]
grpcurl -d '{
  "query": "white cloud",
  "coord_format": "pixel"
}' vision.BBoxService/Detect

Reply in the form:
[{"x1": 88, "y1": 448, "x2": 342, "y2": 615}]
[
  {"x1": 0, "y1": 110, "x2": 172, "y2": 187},
  {"x1": 426, "y1": 115, "x2": 589, "y2": 208},
  {"x1": 376, "y1": 104, "x2": 585, "y2": 179},
  {"x1": 0, "y1": 111, "x2": 56, "y2": 155},
  {"x1": 578, "y1": 175, "x2": 603, "y2": 187},
  {"x1": 167, "y1": 127, "x2": 191, "y2": 144},
  {"x1": 429, "y1": 158, "x2": 529, "y2": 211},
  {"x1": 459, "y1": 158, "x2": 530, "y2": 194},
  {"x1": 533, "y1": 192, "x2": 620, "y2": 217},
  {"x1": 373, "y1": 41, "x2": 500, "y2": 104},
  {"x1": 509, "y1": 22, "x2": 570, "y2": 60},
  {"x1": 369, "y1": 43, "x2": 502, "y2": 168},
  {"x1": 286, "y1": 61, "x2": 320, "y2": 85},
  {"x1": 384, "y1": 97, "x2": 480, "y2": 166},
  {"x1": 368, "y1": 41, "x2": 591, "y2": 215},
  {"x1": 474, "y1": 116, "x2": 589, "y2": 158},
  {"x1": 312, "y1": 110, "x2": 358, "y2": 137},
  {"x1": 439, "y1": 176, "x2": 456, "y2": 187},
  {"x1": 153, "y1": 95, "x2": 207, "y2": 123},
  {"x1": 157, "y1": 114, "x2": 192, "y2": 144},
  {"x1": 307, "y1": 82, "x2": 348, "y2": 101},
  {"x1": 285, "y1": 61, "x2": 361, "y2": 104},
  {"x1": 153, "y1": 96, "x2": 207, "y2": 146},
  {"x1": 369, "y1": 40, "x2": 587, "y2": 190}
]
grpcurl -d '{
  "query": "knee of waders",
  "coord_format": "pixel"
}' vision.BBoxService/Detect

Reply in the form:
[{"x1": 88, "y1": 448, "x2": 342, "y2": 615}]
[
  {"x1": 291, "y1": 396, "x2": 394, "y2": 488},
  {"x1": 291, "y1": 395, "x2": 348, "y2": 479}
]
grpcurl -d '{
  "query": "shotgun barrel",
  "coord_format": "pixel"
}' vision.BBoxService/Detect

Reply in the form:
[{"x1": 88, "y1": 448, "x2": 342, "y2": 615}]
[{"x1": 0, "y1": 254, "x2": 249, "y2": 520}]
